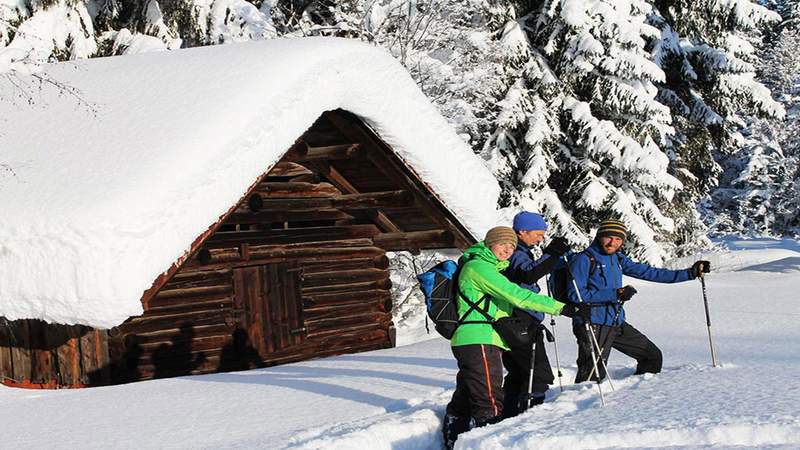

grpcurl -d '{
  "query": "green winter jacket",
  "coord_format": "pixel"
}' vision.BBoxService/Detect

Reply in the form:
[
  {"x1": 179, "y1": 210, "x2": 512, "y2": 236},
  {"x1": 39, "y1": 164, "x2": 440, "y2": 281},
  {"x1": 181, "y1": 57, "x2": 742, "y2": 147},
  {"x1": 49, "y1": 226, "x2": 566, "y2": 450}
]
[{"x1": 451, "y1": 241, "x2": 565, "y2": 350}]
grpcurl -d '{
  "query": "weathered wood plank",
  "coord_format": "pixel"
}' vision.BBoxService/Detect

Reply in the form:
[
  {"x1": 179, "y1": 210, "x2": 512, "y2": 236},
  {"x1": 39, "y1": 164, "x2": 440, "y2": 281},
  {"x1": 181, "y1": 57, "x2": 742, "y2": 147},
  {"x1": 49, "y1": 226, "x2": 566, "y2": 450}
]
[
  {"x1": 253, "y1": 181, "x2": 340, "y2": 198},
  {"x1": 225, "y1": 209, "x2": 354, "y2": 225},
  {"x1": 301, "y1": 278, "x2": 392, "y2": 295},
  {"x1": 302, "y1": 268, "x2": 390, "y2": 288},
  {"x1": 302, "y1": 289, "x2": 392, "y2": 308},
  {"x1": 247, "y1": 190, "x2": 413, "y2": 212},
  {"x1": 204, "y1": 225, "x2": 381, "y2": 249},
  {"x1": 305, "y1": 312, "x2": 391, "y2": 334},
  {"x1": 265, "y1": 161, "x2": 313, "y2": 178},
  {"x1": 10, "y1": 320, "x2": 32, "y2": 382}
]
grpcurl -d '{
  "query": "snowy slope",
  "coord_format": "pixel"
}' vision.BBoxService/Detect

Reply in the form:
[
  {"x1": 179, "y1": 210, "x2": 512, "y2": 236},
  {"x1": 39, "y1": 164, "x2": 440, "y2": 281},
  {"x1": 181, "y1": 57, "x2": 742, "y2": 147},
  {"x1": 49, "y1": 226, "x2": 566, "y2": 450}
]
[
  {"x1": 0, "y1": 37, "x2": 499, "y2": 328},
  {"x1": 1, "y1": 241, "x2": 798, "y2": 449}
]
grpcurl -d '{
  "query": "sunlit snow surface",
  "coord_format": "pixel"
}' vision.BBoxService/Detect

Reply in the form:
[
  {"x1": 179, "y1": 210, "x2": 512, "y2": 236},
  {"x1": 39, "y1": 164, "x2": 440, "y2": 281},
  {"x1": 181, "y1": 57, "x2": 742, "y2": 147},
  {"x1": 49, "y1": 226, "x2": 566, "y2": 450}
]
[{"x1": 1, "y1": 239, "x2": 799, "y2": 449}]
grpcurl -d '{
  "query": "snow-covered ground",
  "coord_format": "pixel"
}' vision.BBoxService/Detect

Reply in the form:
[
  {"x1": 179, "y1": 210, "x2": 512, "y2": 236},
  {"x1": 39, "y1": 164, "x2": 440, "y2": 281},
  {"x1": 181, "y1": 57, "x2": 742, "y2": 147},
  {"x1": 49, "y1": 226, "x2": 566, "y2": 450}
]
[{"x1": 2, "y1": 239, "x2": 799, "y2": 449}]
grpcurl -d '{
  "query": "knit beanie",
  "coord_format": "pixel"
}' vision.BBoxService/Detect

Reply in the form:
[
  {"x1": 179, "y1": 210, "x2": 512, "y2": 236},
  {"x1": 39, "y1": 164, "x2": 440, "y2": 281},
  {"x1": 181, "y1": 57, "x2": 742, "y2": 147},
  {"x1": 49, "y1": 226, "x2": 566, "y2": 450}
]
[
  {"x1": 484, "y1": 226, "x2": 518, "y2": 248},
  {"x1": 512, "y1": 211, "x2": 548, "y2": 232},
  {"x1": 596, "y1": 219, "x2": 627, "y2": 240}
]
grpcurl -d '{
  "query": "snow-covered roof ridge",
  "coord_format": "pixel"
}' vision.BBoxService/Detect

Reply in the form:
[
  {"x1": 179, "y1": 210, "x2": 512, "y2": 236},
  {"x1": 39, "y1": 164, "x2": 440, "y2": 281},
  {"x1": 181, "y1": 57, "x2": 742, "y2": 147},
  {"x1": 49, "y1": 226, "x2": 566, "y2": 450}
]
[{"x1": 0, "y1": 37, "x2": 500, "y2": 328}]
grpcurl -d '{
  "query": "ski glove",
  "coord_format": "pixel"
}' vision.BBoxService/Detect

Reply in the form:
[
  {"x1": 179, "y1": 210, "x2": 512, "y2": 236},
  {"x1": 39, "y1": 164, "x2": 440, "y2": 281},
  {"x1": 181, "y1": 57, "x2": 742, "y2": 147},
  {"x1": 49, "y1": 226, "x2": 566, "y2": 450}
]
[
  {"x1": 543, "y1": 237, "x2": 570, "y2": 257},
  {"x1": 690, "y1": 260, "x2": 711, "y2": 279},
  {"x1": 560, "y1": 303, "x2": 591, "y2": 321},
  {"x1": 617, "y1": 285, "x2": 637, "y2": 302}
]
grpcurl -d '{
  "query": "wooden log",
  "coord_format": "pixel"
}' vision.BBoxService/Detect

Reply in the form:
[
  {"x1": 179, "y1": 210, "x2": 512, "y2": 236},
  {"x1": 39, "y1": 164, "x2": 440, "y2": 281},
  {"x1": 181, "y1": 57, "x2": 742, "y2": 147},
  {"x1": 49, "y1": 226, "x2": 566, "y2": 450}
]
[
  {"x1": 145, "y1": 297, "x2": 234, "y2": 317},
  {"x1": 162, "y1": 269, "x2": 233, "y2": 290},
  {"x1": 304, "y1": 301, "x2": 386, "y2": 321},
  {"x1": 372, "y1": 229, "x2": 454, "y2": 250},
  {"x1": 305, "y1": 312, "x2": 391, "y2": 334},
  {"x1": 148, "y1": 291, "x2": 233, "y2": 310},
  {"x1": 283, "y1": 143, "x2": 361, "y2": 162},
  {"x1": 305, "y1": 321, "x2": 390, "y2": 341},
  {"x1": 301, "y1": 254, "x2": 389, "y2": 274},
  {"x1": 265, "y1": 161, "x2": 313, "y2": 178},
  {"x1": 117, "y1": 310, "x2": 233, "y2": 336},
  {"x1": 247, "y1": 190, "x2": 413, "y2": 212},
  {"x1": 126, "y1": 323, "x2": 231, "y2": 343},
  {"x1": 225, "y1": 208, "x2": 354, "y2": 225},
  {"x1": 78, "y1": 327, "x2": 97, "y2": 384},
  {"x1": 203, "y1": 225, "x2": 381, "y2": 248},
  {"x1": 139, "y1": 335, "x2": 230, "y2": 353},
  {"x1": 302, "y1": 289, "x2": 391, "y2": 308},
  {"x1": 301, "y1": 278, "x2": 392, "y2": 295},
  {"x1": 302, "y1": 268, "x2": 390, "y2": 288},
  {"x1": 155, "y1": 285, "x2": 232, "y2": 300},
  {"x1": 252, "y1": 182, "x2": 340, "y2": 198}
]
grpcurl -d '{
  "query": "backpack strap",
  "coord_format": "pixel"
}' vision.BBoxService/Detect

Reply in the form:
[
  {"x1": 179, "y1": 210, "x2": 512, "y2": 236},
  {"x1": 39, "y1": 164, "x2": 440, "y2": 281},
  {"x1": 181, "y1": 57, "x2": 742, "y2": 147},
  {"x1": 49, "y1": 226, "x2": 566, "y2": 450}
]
[{"x1": 453, "y1": 258, "x2": 494, "y2": 326}]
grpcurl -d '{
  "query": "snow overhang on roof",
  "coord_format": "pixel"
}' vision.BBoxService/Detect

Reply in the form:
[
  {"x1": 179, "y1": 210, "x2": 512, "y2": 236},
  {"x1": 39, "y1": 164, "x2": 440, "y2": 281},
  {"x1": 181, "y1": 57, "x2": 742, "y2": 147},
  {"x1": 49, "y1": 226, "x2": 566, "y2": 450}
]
[{"x1": 0, "y1": 37, "x2": 500, "y2": 329}]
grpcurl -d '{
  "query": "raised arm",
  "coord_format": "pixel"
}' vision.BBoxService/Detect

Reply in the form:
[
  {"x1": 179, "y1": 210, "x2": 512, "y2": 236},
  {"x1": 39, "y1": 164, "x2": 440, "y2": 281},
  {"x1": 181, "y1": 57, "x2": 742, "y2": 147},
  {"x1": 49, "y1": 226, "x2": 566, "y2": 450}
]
[
  {"x1": 463, "y1": 262, "x2": 564, "y2": 315},
  {"x1": 619, "y1": 254, "x2": 692, "y2": 283}
]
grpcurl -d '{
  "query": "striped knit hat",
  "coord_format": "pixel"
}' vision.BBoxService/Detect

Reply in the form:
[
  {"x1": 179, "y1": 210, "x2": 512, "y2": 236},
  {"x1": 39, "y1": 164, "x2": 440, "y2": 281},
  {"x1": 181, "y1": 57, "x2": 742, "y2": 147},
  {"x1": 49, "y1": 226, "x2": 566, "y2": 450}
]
[
  {"x1": 596, "y1": 219, "x2": 627, "y2": 240},
  {"x1": 484, "y1": 226, "x2": 518, "y2": 248}
]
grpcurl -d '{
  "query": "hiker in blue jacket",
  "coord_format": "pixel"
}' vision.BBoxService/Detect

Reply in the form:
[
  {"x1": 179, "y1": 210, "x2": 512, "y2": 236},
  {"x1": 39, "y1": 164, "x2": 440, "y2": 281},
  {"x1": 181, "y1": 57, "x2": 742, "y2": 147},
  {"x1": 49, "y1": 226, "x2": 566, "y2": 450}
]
[
  {"x1": 501, "y1": 211, "x2": 571, "y2": 416},
  {"x1": 568, "y1": 219, "x2": 710, "y2": 382}
]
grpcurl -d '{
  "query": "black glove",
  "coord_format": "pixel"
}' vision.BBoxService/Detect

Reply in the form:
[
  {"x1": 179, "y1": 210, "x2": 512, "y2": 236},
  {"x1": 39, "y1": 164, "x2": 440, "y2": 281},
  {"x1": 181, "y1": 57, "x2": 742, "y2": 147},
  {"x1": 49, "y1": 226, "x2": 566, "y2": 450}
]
[
  {"x1": 617, "y1": 285, "x2": 637, "y2": 302},
  {"x1": 543, "y1": 237, "x2": 571, "y2": 257},
  {"x1": 691, "y1": 260, "x2": 711, "y2": 278},
  {"x1": 560, "y1": 303, "x2": 591, "y2": 321}
]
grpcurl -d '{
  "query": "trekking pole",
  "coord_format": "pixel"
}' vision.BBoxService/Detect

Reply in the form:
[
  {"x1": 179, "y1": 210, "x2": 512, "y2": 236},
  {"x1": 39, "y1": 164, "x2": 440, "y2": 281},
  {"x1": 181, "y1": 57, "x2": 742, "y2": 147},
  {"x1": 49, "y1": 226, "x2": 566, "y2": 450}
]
[
  {"x1": 586, "y1": 299, "x2": 625, "y2": 387},
  {"x1": 545, "y1": 276, "x2": 564, "y2": 392},
  {"x1": 700, "y1": 273, "x2": 718, "y2": 367},
  {"x1": 562, "y1": 256, "x2": 606, "y2": 406},
  {"x1": 524, "y1": 333, "x2": 537, "y2": 410}
]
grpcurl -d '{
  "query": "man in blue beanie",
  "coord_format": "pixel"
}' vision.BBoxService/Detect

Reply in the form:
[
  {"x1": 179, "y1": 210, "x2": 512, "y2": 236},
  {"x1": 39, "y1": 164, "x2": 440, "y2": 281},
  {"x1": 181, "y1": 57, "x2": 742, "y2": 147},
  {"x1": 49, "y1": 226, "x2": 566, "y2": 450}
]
[{"x1": 500, "y1": 211, "x2": 571, "y2": 416}]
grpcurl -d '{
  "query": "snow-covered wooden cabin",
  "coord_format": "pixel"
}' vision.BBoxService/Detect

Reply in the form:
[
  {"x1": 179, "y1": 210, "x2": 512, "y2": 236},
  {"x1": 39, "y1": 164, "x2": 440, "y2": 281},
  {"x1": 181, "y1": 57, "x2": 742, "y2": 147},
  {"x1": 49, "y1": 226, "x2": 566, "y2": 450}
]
[{"x1": 0, "y1": 38, "x2": 499, "y2": 387}]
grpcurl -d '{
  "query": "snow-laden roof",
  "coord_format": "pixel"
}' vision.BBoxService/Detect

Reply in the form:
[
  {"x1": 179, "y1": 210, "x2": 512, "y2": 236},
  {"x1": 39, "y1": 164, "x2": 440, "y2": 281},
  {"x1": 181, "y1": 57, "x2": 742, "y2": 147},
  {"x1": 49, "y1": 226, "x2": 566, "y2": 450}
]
[{"x1": 0, "y1": 38, "x2": 500, "y2": 328}]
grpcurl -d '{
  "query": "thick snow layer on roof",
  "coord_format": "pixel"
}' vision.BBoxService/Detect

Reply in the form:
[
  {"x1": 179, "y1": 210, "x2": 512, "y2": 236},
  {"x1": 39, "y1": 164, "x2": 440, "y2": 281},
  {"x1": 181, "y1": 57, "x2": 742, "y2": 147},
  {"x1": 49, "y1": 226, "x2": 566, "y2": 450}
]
[{"x1": 0, "y1": 38, "x2": 500, "y2": 328}]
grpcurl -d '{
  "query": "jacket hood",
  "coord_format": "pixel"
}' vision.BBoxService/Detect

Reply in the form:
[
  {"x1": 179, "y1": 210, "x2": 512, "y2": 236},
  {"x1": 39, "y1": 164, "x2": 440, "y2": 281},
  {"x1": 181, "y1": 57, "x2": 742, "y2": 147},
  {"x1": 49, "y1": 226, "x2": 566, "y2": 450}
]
[{"x1": 462, "y1": 241, "x2": 510, "y2": 271}]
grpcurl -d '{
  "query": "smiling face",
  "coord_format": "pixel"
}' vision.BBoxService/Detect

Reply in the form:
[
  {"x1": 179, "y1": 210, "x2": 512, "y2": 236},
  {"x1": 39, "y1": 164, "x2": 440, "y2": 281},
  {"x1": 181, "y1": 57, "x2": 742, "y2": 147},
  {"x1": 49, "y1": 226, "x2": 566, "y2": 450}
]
[
  {"x1": 490, "y1": 242, "x2": 516, "y2": 261},
  {"x1": 598, "y1": 236, "x2": 624, "y2": 254},
  {"x1": 517, "y1": 230, "x2": 546, "y2": 247}
]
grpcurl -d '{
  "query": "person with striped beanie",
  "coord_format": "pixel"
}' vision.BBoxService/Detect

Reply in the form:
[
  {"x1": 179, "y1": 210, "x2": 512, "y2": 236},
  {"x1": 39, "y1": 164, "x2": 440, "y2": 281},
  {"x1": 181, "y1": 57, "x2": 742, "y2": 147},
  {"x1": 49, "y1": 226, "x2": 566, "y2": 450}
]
[{"x1": 566, "y1": 218, "x2": 711, "y2": 383}]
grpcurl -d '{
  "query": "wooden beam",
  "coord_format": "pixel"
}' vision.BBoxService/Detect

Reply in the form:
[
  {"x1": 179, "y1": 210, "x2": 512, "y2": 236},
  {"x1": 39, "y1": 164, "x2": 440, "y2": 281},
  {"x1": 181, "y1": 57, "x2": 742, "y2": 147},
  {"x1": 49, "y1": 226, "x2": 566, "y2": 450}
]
[
  {"x1": 265, "y1": 161, "x2": 313, "y2": 178},
  {"x1": 247, "y1": 190, "x2": 413, "y2": 212},
  {"x1": 324, "y1": 110, "x2": 476, "y2": 250},
  {"x1": 310, "y1": 161, "x2": 402, "y2": 233},
  {"x1": 283, "y1": 142, "x2": 361, "y2": 162}
]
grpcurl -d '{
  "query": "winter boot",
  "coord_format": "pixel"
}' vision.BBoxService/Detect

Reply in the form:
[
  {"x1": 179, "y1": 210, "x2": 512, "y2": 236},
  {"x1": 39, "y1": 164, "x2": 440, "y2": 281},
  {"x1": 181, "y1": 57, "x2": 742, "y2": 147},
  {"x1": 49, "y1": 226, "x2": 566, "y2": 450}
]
[{"x1": 442, "y1": 413, "x2": 472, "y2": 450}]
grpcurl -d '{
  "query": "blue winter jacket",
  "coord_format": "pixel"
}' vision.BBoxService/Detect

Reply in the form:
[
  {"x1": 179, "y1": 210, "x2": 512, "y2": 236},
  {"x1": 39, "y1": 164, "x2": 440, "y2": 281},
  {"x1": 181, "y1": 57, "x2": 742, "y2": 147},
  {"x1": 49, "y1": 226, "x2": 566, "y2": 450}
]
[
  {"x1": 566, "y1": 240, "x2": 693, "y2": 326},
  {"x1": 503, "y1": 242, "x2": 556, "y2": 322}
]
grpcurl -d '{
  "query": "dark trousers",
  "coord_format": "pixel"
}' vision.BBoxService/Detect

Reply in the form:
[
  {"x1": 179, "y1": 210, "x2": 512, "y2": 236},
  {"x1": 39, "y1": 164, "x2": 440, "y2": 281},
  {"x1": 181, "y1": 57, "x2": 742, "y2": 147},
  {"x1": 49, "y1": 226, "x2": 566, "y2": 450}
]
[
  {"x1": 502, "y1": 325, "x2": 554, "y2": 417},
  {"x1": 446, "y1": 344, "x2": 504, "y2": 420},
  {"x1": 573, "y1": 322, "x2": 662, "y2": 383}
]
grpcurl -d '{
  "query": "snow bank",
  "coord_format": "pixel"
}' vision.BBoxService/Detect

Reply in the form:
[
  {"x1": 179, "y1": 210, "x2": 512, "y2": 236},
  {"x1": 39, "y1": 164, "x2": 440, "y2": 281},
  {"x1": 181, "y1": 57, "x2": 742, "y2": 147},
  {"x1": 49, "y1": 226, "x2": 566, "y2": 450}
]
[{"x1": 0, "y1": 38, "x2": 500, "y2": 328}]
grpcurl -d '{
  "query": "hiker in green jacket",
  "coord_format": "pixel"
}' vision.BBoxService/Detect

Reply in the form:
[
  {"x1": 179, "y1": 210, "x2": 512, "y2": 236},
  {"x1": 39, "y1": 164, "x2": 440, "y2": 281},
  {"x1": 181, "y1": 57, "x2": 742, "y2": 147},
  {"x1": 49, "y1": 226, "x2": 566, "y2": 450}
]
[{"x1": 442, "y1": 226, "x2": 587, "y2": 449}]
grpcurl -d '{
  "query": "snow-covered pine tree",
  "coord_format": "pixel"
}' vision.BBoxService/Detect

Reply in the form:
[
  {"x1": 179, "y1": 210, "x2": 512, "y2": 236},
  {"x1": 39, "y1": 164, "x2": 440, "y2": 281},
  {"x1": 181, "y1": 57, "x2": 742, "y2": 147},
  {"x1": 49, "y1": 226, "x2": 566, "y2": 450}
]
[
  {"x1": 709, "y1": 0, "x2": 799, "y2": 236},
  {"x1": 648, "y1": 1, "x2": 785, "y2": 235},
  {"x1": 483, "y1": 0, "x2": 689, "y2": 263}
]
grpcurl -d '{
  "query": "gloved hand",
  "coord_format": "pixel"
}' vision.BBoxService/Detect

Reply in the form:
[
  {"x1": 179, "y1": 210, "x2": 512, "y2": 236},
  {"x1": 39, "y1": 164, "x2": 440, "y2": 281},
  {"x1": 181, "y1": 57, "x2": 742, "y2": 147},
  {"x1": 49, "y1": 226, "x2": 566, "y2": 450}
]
[
  {"x1": 691, "y1": 260, "x2": 711, "y2": 278},
  {"x1": 560, "y1": 303, "x2": 591, "y2": 321},
  {"x1": 617, "y1": 285, "x2": 637, "y2": 302},
  {"x1": 543, "y1": 237, "x2": 571, "y2": 257}
]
